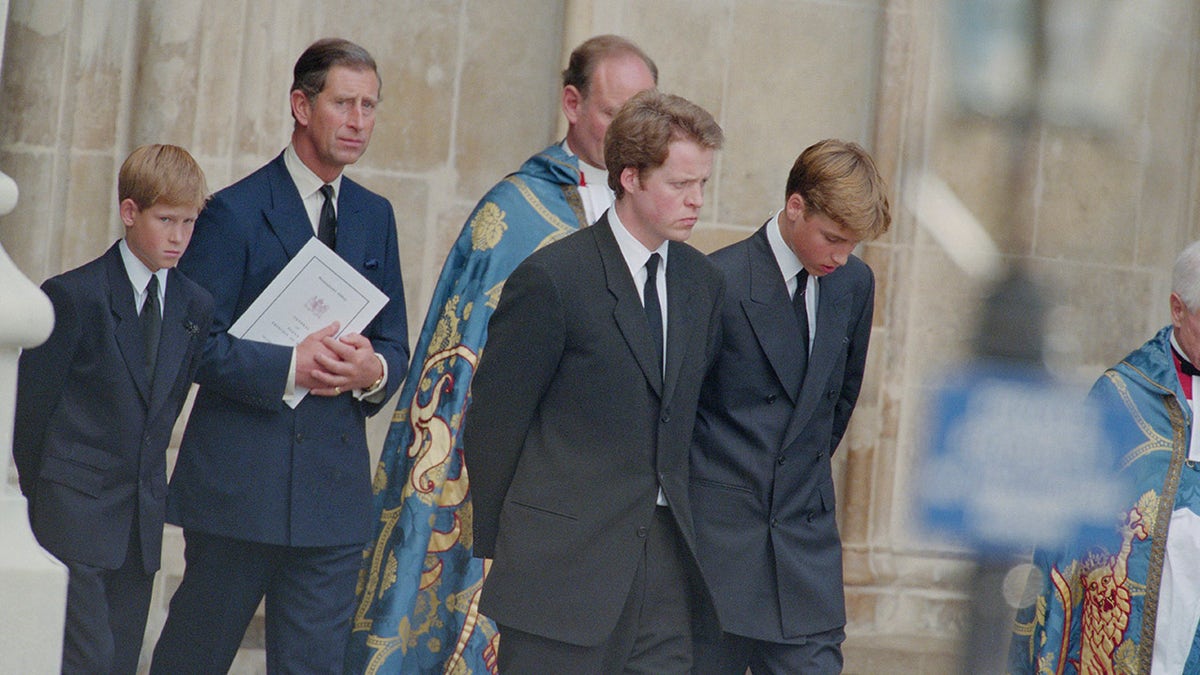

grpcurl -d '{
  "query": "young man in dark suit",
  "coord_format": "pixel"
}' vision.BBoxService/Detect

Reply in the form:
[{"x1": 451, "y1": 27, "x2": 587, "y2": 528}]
[
  {"x1": 150, "y1": 38, "x2": 409, "y2": 673},
  {"x1": 13, "y1": 144, "x2": 213, "y2": 674},
  {"x1": 463, "y1": 90, "x2": 725, "y2": 674},
  {"x1": 690, "y1": 139, "x2": 891, "y2": 674}
]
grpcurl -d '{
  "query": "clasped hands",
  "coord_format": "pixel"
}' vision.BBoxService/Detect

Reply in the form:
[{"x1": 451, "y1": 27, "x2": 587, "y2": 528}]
[{"x1": 295, "y1": 321, "x2": 382, "y2": 397}]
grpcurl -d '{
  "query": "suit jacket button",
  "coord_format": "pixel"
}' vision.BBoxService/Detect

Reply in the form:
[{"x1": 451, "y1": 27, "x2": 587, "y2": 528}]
[
  {"x1": 295, "y1": 433, "x2": 303, "y2": 443},
  {"x1": 766, "y1": 394, "x2": 777, "y2": 404},
  {"x1": 827, "y1": 390, "x2": 837, "y2": 399},
  {"x1": 637, "y1": 526, "x2": 649, "y2": 538},
  {"x1": 776, "y1": 455, "x2": 785, "y2": 465},
  {"x1": 771, "y1": 518, "x2": 779, "y2": 528},
  {"x1": 660, "y1": 413, "x2": 670, "y2": 423},
  {"x1": 807, "y1": 513, "x2": 817, "y2": 523}
]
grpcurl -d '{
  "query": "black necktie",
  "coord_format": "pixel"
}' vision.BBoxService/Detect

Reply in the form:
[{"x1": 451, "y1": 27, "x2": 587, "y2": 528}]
[
  {"x1": 793, "y1": 270, "x2": 810, "y2": 358},
  {"x1": 1176, "y1": 348, "x2": 1200, "y2": 376},
  {"x1": 643, "y1": 253, "x2": 664, "y2": 368},
  {"x1": 318, "y1": 184, "x2": 337, "y2": 249},
  {"x1": 141, "y1": 274, "x2": 161, "y2": 378}
]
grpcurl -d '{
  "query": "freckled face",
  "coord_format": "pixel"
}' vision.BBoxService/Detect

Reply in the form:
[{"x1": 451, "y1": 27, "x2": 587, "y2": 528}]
[{"x1": 121, "y1": 199, "x2": 199, "y2": 271}]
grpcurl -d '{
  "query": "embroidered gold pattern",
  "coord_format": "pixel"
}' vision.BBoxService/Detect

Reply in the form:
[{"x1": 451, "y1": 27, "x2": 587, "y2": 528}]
[
  {"x1": 505, "y1": 176, "x2": 576, "y2": 249},
  {"x1": 483, "y1": 282, "x2": 504, "y2": 311},
  {"x1": 469, "y1": 202, "x2": 507, "y2": 251},
  {"x1": 429, "y1": 297, "x2": 464, "y2": 355},
  {"x1": 405, "y1": 344, "x2": 478, "y2": 501},
  {"x1": 1077, "y1": 493, "x2": 1153, "y2": 674}
]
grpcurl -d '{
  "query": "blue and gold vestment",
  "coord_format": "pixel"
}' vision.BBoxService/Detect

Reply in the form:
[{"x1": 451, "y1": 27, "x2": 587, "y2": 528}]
[{"x1": 1010, "y1": 326, "x2": 1200, "y2": 674}]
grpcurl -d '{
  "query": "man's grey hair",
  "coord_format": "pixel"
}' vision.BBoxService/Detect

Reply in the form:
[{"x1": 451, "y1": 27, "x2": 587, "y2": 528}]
[{"x1": 1172, "y1": 240, "x2": 1200, "y2": 310}]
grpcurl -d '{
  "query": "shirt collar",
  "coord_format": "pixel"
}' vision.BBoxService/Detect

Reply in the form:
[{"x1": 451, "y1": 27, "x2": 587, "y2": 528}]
[
  {"x1": 284, "y1": 143, "x2": 342, "y2": 200},
  {"x1": 1170, "y1": 332, "x2": 1199, "y2": 373},
  {"x1": 767, "y1": 209, "x2": 804, "y2": 281},
  {"x1": 118, "y1": 238, "x2": 165, "y2": 297},
  {"x1": 561, "y1": 138, "x2": 608, "y2": 189},
  {"x1": 608, "y1": 207, "x2": 669, "y2": 277}
]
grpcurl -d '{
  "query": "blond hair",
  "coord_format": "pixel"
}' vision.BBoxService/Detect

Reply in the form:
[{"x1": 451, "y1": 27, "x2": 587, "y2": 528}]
[
  {"x1": 118, "y1": 144, "x2": 208, "y2": 210},
  {"x1": 786, "y1": 139, "x2": 890, "y2": 241}
]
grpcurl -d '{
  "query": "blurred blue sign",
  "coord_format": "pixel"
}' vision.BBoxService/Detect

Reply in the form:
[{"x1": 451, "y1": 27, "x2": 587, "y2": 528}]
[{"x1": 917, "y1": 362, "x2": 1133, "y2": 554}]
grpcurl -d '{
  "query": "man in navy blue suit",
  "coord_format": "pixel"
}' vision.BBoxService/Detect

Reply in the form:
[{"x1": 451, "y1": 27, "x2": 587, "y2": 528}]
[
  {"x1": 690, "y1": 139, "x2": 891, "y2": 674},
  {"x1": 150, "y1": 38, "x2": 409, "y2": 674},
  {"x1": 14, "y1": 144, "x2": 213, "y2": 674}
]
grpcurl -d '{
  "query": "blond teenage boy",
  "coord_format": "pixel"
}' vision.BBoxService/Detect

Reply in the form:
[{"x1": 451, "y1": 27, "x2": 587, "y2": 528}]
[{"x1": 14, "y1": 144, "x2": 213, "y2": 674}]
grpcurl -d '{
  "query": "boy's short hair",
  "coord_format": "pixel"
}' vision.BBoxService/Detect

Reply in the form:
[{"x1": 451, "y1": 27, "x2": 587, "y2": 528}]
[
  {"x1": 604, "y1": 90, "x2": 724, "y2": 198},
  {"x1": 786, "y1": 139, "x2": 891, "y2": 241},
  {"x1": 118, "y1": 144, "x2": 208, "y2": 210}
]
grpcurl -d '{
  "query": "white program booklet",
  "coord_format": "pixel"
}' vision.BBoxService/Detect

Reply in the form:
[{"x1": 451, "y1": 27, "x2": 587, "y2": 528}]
[{"x1": 229, "y1": 237, "x2": 388, "y2": 407}]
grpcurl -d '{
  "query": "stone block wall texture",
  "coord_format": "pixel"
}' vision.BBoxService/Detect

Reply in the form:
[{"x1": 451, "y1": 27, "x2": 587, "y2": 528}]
[{"x1": 2, "y1": 0, "x2": 1198, "y2": 672}]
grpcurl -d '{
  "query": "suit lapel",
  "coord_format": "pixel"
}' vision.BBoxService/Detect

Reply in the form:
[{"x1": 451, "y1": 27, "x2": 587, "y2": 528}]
[
  {"x1": 105, "y1": 246, "x2": 152, "y2": 405},
  {"x1": 594, "y1": 217, "x2": 663, "y2": 397},
  {"x1": 781, "y1": 270, "x2": 855, "y2": 448},
  {"x1": 263, "y1": 153, "x2": 316, "y2": 260},
  {"x1": 332, "y1": 180, "x2": 368, "y2": 270},
  {"x1": 663, "y1": 242, "x2": 701, "y2": 406},
  {"x1": 742, "y1": 227, "x2": 806, "y2": 403},
  {"x1": 147, "y1": 270, "x2": 194, "y2": 416}
]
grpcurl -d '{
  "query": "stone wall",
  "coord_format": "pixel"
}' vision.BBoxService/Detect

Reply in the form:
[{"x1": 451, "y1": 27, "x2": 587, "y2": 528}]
[{"x1": 2, "y1": 0, "x2": 1198, "y2": 672}]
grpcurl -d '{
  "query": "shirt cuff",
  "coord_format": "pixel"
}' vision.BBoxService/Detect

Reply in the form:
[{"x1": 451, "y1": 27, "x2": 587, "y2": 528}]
[
  {"x1": 354, "y1": 353, "x2": 388, "y2": 402},
  {"x1": 282, "y1": 347, "x2": 299, "y2": 403}
]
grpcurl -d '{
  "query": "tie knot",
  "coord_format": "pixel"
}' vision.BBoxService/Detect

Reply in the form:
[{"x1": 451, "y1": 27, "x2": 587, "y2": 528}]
[
  {"x1": 146, "y1": 273, "x2": 159, "y2": 296},
  {"x1": 795, "y1": 270, "x2": 808, "y2": 296},
  {"x1": 320, "y1": 184, "x2": 335, "y2": 202},
  {"x1": 646, "y1": 253, "x2": 661, "y2": 278}
]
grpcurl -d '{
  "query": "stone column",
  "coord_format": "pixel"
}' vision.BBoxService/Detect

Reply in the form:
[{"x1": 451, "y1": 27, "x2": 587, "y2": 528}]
[
  {"x1": 0, "y1": 4, "x2": 70, "y2": 667},
  {"x1": 0, "y1": 174, "x2": 68, "y2": 672}
]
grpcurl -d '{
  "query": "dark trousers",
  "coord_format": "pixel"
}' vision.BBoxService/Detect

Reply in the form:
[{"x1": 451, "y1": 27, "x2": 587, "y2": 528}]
[
  {"x1": 149, "y1": 530, "x2": 361, "y2": 675},
  {"x1": 61, "y1": 525, "x2": 154, "y2": 675},
  {"x1": 497, "y1": 506, "x2": 694, "y2": 674},
  {"x1": 693, "y1": 626, "x2": 846, "y2": 675}
]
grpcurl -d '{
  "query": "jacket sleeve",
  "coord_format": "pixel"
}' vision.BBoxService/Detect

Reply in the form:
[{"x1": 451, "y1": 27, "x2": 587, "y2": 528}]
[
  {"x1": 179, "y1": 192, "x2": 293, "y2": 411},
  {"x1": 13, "y1": 277, "x2": 81, "y2": 497},
  {"x1": 830, "y1": 269, "x2": 874, "y2": 455},
  {"x1": 358, "y1": 201, "x2": 409, "y2": 416},
  {"x1": 462, "y1": 259, "x2": 566, "y2": 557}
]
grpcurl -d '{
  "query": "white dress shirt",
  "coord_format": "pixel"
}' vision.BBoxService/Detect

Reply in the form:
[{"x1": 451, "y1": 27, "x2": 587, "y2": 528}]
[
  {"x1": 284, "y1": 143, "x2": 343, "y2": 236},
  {"x1": 562, "y1": 139, "x2": 616, "y2": 225},
  {"x1": 119, "y1": 239, "x2": 166, "y2": 316},
  {"x1": 607, "y1": 207, "x2": 669, "y2": 363},
  {"x1": 282, "y1": 144, "x2": 386, "y2": 401},
  {"x1": 767, "y1": 209, "x2": 818, "y2": 351},
  {"x1": 607, "y1": 207, "x2": 670, "y2": 506}
]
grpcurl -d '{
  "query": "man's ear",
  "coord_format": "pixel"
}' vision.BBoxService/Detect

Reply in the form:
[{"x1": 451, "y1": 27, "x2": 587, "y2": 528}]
[
  {"x1": 290, "y1": 89, "x2": 312, "y2": 127},
  {"x1": 562, "y1": 85, "x2": 583, "y2": 125},
  {"x1": 1171, "y1": 292, "x2": 1188, "y2": 325},
  {"x1": 785, "y1": 192, "x2": 807, "y2": 220},
  {"x1": 620, "y1": 166, "x2": 640, "y2": 194},
  {"x1": 119, "y1": 198, "x2": 139, "y2": 228}
]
